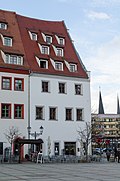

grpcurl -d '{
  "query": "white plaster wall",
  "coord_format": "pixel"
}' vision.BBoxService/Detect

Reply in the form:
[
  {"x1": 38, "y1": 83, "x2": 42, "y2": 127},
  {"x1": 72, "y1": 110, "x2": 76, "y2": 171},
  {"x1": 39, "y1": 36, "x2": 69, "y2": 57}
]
[
  {"x1": 30, "y1": 73, "x2": 91, "y2": 156},
  {"x1": 0, "y1": 72, "x2": 28, "y2": 155}
]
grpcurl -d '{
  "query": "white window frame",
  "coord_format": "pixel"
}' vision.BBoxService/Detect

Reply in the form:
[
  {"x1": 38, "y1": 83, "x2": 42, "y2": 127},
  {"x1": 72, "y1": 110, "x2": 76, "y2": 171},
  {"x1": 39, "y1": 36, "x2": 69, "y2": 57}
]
[
  {"x1": 46, "y1": 35, "x2": 52, "y2": 44},
  {"x1": 76, "y1": 108, "x2": 84, "y2": 121},
  {"x1": 3, "y1": 37, "x2": 12, "y2": 46},
  {"x1": 49, "y1": 107, "x2": 57, "y2": 121},
  {"x1": 41, "y1": 45, "x2": 49, "y2": 55},
  {"x1": 29, "y1": 31, "x2": 37, "y2": 41},
  {"x1": 55, "y1": 62, "x2": 63, "y2": 71},
  {"x1": 65, "y1": 108, "x2": 73, "y2": 121},
  {"x1": 5, "y1": 54, "x2": 23, "y2": 65},
  {"x1": 69, "y1": 63, "x2": 77, "y2": 72},
  {"x1": 41, "y1": 81, "x2": 50, "y2": 93},
  {"x1": 56, "y1": 48, "x2": 63, "y2": 57},
  {"x1": 59, "y1": 37, "x2": 65, "y2": 45},
  {"x1": 58, "y1": 82, "x2": 66, "y2": 94},
  {"x1": 36, "y1": 57, "x2": 48, "y2": 69},
  {"x1": 0, "y1": 22, "x2": 7, "y2": 30},
  {"x1": 75, "y1": 84, "x2": 82, "y2": 95}
]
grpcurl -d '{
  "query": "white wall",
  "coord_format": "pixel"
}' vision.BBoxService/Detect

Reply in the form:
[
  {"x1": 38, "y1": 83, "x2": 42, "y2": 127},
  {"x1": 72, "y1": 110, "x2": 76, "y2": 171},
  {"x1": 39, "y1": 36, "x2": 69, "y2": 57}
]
[
  {"x1": 30, "y1": 73, "x2": 91, "y2": 156},
  {"x1": 0, "y1": 72, "x2": 28, "y2": 155}
]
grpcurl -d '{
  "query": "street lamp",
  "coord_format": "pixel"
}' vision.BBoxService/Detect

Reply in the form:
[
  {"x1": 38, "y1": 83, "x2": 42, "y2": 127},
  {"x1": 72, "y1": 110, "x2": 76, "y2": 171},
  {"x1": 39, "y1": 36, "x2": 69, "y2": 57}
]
[{"x1": 27, "y1": 126, "x2": 44, "y2": 139}]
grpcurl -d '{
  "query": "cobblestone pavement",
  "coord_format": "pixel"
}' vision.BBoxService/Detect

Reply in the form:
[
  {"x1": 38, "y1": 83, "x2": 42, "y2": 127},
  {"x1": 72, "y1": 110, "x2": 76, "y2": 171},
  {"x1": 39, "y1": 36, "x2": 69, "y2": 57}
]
[{"x1": 0, "y1": 162, "x2": 120, "y2": 181}]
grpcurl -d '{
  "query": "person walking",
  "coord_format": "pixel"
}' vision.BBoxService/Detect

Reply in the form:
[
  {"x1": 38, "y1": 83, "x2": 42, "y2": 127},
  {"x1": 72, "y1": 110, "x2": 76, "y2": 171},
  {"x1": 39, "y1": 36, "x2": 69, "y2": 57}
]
[
  {"x1": 106, "y1": 149, "x2": 111, "y2": 161},
  {"x1": 117, "y1": 148, "x2": 120, "y2": 163}
]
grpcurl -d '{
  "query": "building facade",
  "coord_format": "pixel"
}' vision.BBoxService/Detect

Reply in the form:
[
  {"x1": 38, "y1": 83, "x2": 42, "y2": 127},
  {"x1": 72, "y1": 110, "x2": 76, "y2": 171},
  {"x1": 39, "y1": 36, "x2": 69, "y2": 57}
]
[{"x1": 0, "y1": 9, "x2": 91, "y2": 159}]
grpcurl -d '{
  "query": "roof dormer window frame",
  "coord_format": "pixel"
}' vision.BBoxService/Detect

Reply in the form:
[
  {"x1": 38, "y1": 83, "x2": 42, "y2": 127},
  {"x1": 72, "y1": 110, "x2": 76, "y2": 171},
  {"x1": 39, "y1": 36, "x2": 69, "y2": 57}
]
[
  {"x1": 55, "y1": 61, "x2": 63, "y2": 71},
  {"x1": 0, "y1": 22, "x2": 7, "y2": 30},
  {"x1": 69, "y1": 63, "x2": 77, "y2": 72},
  {"x1": 36, "y1": 57, "x2": 48, "y2": 69},
  {"x1": 41, "y1": 45, "x2": 49, "y2": 55},
  {"x1": 56, "y1": 47, "x2": 64, "y2": 57},
  {"x1": 46, "y1": 35, "x2": 52, "y2": 44},
  {"x1": 55, "y1": 35, "x2": 65, "y2": 45},
  {"x1": 29, "y1": 31, "x2": 37, "y2": 41},
  {"x1": 3, "y1": 36, "x2": 12, "y2": 47}
]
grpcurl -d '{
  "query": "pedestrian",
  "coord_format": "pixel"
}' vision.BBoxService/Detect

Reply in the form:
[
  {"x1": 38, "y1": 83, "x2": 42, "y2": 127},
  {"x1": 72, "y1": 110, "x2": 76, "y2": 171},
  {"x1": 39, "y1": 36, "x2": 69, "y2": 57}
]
[
  {"x1": 117, "y1": 148, "x2": 120, "y2": 163},
  {"x1": 114, "y1": 147, "x2": 117, "y2": 162},
  {"x1": 106, "y1": 149, "x2": 111, "y2": 161}
]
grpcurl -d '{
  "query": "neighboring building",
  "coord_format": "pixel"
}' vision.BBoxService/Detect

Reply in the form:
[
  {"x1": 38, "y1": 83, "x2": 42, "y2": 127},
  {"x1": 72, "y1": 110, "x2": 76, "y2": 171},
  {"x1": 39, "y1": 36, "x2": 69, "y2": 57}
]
[
  {"x1": 0, "y1": 10, "x2": 29, "y2": 159},
  {"x1": 92, "y1": 91, "x2": 120, "y2": 149},
  {"x1": 0, "y1": 9, "x2": 91, "y2": 159}
]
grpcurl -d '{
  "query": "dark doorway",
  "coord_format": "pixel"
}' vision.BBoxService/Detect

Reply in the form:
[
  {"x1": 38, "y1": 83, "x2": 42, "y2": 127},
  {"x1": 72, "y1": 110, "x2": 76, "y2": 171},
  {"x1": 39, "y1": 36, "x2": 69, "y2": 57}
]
[{"x1": 64, "y1": 142, "x2": 76, "y2": 155}]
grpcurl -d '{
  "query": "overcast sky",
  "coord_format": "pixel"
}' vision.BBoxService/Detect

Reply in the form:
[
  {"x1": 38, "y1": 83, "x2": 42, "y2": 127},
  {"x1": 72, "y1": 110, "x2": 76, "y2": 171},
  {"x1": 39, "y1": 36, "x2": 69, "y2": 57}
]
[{"x1": 1, "y1": 0, "x2": 120, "y2": 113}]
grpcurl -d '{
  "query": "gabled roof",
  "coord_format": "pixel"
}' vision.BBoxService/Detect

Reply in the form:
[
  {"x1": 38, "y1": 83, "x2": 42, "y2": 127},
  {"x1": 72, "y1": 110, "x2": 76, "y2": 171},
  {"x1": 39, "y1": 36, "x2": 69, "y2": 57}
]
[
  {"x1": 0, "y1": 9, "x2": 88, "y2": 78},
  {"x1": 0, "y1": 10, "x2": 29, "y2": 73},
  {"x1": 16, "y1": 14, "x2": 88, "y2": 78}
]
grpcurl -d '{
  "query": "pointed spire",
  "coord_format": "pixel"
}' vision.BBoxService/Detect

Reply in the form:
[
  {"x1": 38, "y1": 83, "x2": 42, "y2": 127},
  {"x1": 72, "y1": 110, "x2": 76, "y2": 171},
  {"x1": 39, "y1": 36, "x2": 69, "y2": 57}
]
[
  {"x1": 117, "y1": 94, "x2": 120, "y2": 114},
  {"x1": 98, "y1": 88, "x2": 104, "y2": 114}
]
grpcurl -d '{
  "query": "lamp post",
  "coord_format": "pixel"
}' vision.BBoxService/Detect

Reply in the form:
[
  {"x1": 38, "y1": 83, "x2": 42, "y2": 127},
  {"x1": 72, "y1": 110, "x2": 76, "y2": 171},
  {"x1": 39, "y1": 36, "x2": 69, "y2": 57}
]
[
  {"x1": 27, "y1": 126, "x2": 44, "y2": 153},
  {"x1": 27, "y1": 126, "x2": 44, "y2": 139}
]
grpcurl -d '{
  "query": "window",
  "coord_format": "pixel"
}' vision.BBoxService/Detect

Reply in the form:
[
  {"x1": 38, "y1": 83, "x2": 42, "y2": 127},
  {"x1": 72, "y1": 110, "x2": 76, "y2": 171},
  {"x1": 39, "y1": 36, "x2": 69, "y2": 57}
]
[
  {"x1": 4, "y1": 37, "x2": 12, "y2": 46},
  {"x1": 46, "y1": 36, "x2": 52, "y2": 44},
  {"x1": 76, "y1": 109, "x2": 83, "y2": 121},
  {"x1": 59, "y1": 83, "x2": 66, "y2": 94},
  {"x1": 49, "y1": 107, "x2": 57, "y2": 120},
  {"x1": 66, "y1": 108, "x2": 73, "y2": 121},
  {"x1": 14, "y1": 104, "x2": 24, "y2": 119},
  {"x1": 42, "y1": 81, "x2": 49, "y2": 92},
  {"x1": 75, "y1": 84, "x2": 82, "y2": 95},
  {"x1": 54, "y1": 142, "x2": 59, "y2": 156},
  {"x1": 30, "y1": 32, "x2": 37, "y2": 40},
  {"x1": 40, "y1": 59, "x2": 48, "y2": 68},
  {"x1": 1, "y1": 104, "x2": 11, "y2": 118},
  {"x1": 59, "y1": 38, "x2": 64, "y2": 45},
  {"x1": 55, "y1": 62, "x2": 63, "y2": 71},
  {"x1": 2, "y1": 77, "x2": 12, "y2": 90},
  {"x1": 36, "y1": 106, "x2": 44, "y2": 120},
  {"x1": 56, "y1": 48, "x2": 63, "y2": 56},
  {"x1": 14, "y1": 78, "x2": 24, "y2": 91},
  {"x1": 41, "y1": 46, "x2": 49, "y2": 54},
  {"x1": 5, "y1": 54, "x2": 23, "y2": 65},
  {"x1": 69, "y1": 64, "x2": 77, "y2": 72},
  {"x1": 0, "y1": 22, "x2": 7, "y2": 30}
]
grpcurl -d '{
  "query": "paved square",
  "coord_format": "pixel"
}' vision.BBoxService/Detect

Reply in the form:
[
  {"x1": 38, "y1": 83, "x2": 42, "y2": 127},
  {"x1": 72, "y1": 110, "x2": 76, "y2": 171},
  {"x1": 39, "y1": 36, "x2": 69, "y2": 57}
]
[{"x1": 0, "y1": 162, "x2": 120, "y2": 181}]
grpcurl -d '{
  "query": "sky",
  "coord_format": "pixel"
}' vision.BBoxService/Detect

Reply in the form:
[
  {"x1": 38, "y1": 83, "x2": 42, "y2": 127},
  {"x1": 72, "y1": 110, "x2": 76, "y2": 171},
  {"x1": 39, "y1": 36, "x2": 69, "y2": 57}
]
[{"x1": 1, "y1": 0, "x2": 120, "y2": 114}]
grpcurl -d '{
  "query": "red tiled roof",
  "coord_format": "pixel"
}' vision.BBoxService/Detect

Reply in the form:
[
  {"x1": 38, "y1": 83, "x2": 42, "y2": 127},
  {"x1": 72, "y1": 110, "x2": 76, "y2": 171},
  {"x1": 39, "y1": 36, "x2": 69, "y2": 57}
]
[
  {"x1": 16, "y1": 14, "x2": 88, "y2": 78},
  {"x1": 0, "y1": 10, "x2": 88, "y2": 78}
]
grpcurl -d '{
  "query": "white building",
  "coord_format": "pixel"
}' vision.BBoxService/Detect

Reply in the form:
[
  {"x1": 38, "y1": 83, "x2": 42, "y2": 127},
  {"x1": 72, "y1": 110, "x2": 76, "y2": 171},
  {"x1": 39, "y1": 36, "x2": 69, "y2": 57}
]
[{"x1": 0, "y1": 9, "x2": 91, "y2": 160}]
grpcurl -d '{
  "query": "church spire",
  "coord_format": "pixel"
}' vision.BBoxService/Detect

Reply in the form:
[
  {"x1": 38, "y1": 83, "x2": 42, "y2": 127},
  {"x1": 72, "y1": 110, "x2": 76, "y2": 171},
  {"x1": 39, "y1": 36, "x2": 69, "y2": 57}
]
[
  {"x1": 117, "y1": 94, "x2": 120, "y2": 114},
  {"x1": 98, "y1": 88, "x2": 104, "y2": 114}
]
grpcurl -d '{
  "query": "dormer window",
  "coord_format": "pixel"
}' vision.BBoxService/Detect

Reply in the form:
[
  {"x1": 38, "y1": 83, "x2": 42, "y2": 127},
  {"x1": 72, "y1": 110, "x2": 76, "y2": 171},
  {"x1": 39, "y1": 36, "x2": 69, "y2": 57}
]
[
  {"x1": 59, "y1": 37, "x2": 64, "y2": 45},
  {"x1": 36, "y1": 57, "x2": 48, "y2": 69},
  {"x1": 46, "y1": 35, "x2": 52, "y2": 44},
  {"x1": 55, "y1": 62, "x2": 63, "y2": 71},
  {"x1": 69, "y1": 63, "x2": 77, "y2": 72},
  {"x1": 56, "y1": 48, "x2": 63, "y2": 57},
  {"x1": 5, "y1": 54, "x2": 23, "y2": 65},
  {"x1": 0, "y1": 22, "x2": 7, "y2": 30},
  {"x1": 4, "y1": 37, "x2": 12, "y2": 46},
  {"x1": 41, "y1": 45, "x2": 49, "y2": 55},
  {"x1": 29, "y1": 31, "x2": 37, "y2": 41}
]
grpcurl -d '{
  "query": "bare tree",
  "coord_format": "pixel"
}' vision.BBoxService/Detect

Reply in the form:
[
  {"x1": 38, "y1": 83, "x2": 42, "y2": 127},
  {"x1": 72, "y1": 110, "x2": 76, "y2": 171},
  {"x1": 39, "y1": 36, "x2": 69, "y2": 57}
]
[
  {"x1": 77, "y1": 122, "x2": 91, "y2": 161},
  {"x1": 4, "y1": 126, "x2": 21, "y2": 161}
]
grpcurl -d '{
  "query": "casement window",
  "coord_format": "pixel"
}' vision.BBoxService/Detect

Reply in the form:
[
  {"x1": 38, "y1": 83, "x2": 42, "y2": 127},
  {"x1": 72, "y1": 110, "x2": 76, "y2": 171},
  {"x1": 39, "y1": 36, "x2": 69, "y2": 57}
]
[
  {"x1": 36, "y1": 57, "x2": 48, "y2": 69},
  {"x1": 0, "y1": 22, "x2": 7, "y2": 30},
  {"x1": 55, "y1": 62, "x2": 63, "y2": 71},
  {"x1": 29, "y1": 32, "x2": 37, "y2": 41},
  {"x1": 14, "y1": 78, "x2": 24, "y2": 91},
  {"x1": 76, "y1": 108, "x2": 83, "y2": 121},
  {"x1": 66, "y1": 108, "x2": 73, "y2": 121},
  {"x1": 5, "y1": 54, "x2": 23, "y2": 65},
  {"x1": 75, "y1": 84, "x2": 82, "y2": 95},
  {"x1": 69, "y1": 64, "x2": 77, "y2": 72},
  {"x1": 1, "y1": 104, "x2": 11, "y2": 118},
  {"x1": 59, "y1": 38, "x2": 64, "y2": 45},
  {"x1": 46, "y1": 35, "x2": 52, "y2": 44},
  {"x1": 14, "y1": 104, "x2": 24, "y2": 119},
  {"x1": 36, "y1": 106, "x2": 44, "y2": 120},
  {"x1": 42, "y1": 81, "x2": 49, "y2": 92},
  {"x1": 41, "y1": 45, "x2": 49, "y2": 55},
  {"x1": 49, "y1": 107, "x2": 57, "y2": 120},
  {"x1": 2, "y1": 77, "x2": 12, "y2": 90},
  {"x1": 59, "y1": 83, "x2": 66, "y2": 94},
  {"x1": 56, "y1": 48, "x2": 63, "y2": 57},
  {"x1": 3, "y1": 37, "x2": 12, "y2": 46}
]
